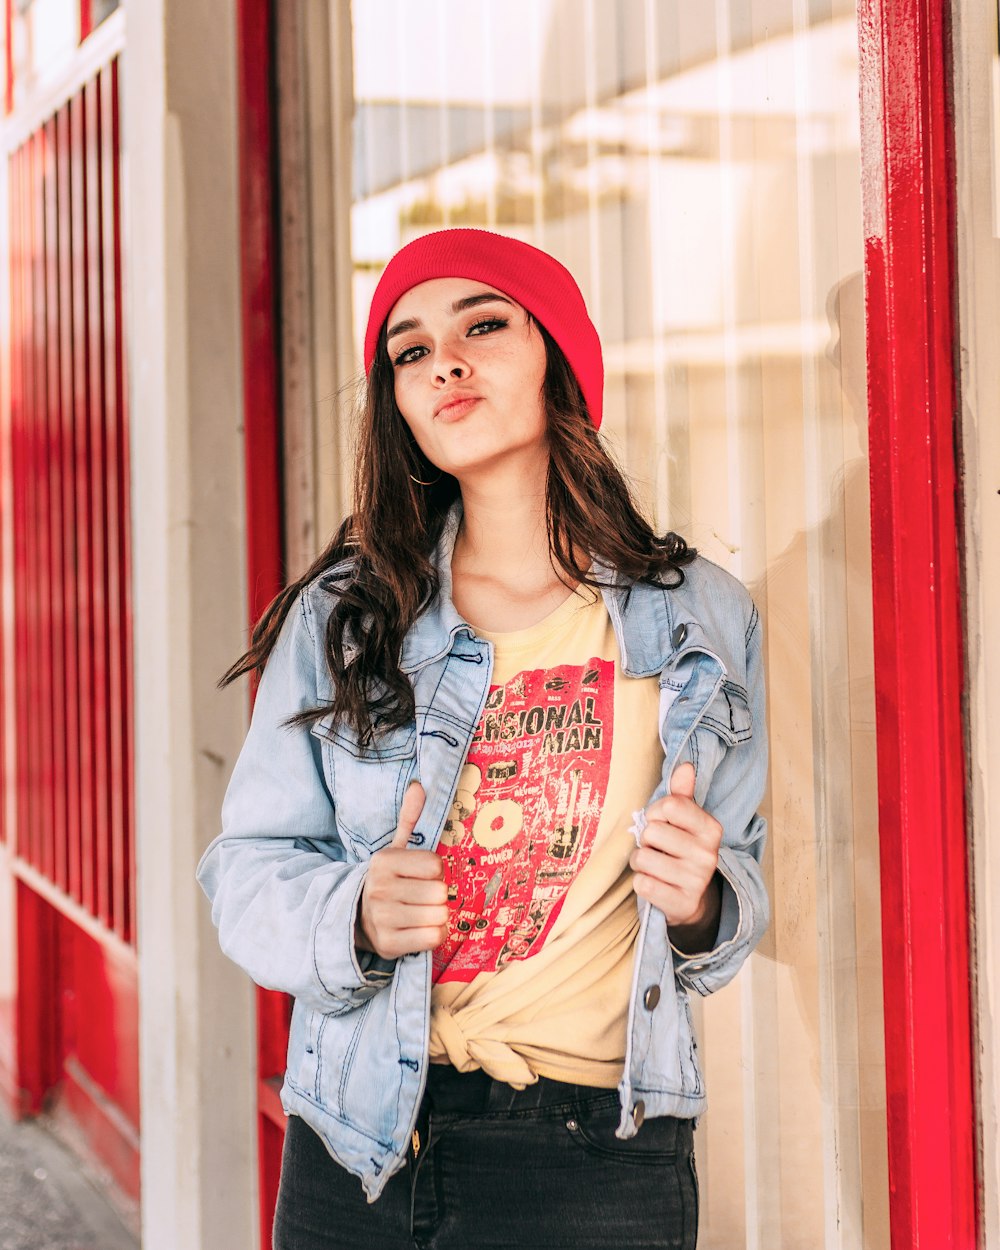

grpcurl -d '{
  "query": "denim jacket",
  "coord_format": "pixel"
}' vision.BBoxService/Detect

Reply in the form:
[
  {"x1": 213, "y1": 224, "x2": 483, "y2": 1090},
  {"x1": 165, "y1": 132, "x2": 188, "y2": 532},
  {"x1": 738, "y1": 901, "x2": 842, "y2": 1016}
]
[{"x1": 196, "y1": 505, "x2": 769, "y2": 1201}]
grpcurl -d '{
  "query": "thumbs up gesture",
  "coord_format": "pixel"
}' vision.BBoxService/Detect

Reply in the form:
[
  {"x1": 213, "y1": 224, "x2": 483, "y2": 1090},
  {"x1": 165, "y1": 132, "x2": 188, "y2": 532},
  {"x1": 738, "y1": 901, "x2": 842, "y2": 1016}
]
[
  {"x1": 629, "y1": 762, "x2": 724, "y2": 954},
  {"x1": 355, "y1": 781, "x2": 450, "y2": 960}
]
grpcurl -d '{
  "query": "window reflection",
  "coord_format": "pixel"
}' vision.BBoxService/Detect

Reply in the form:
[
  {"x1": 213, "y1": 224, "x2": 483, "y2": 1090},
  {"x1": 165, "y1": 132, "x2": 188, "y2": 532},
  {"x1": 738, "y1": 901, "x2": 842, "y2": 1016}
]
[{"x1": 346, "y1": 3, "x2": 885, "y2": 1244}]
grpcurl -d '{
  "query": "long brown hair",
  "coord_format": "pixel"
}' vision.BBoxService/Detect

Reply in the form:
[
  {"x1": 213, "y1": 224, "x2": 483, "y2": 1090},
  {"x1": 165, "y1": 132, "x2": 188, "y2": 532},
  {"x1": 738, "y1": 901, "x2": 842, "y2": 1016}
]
[{"x1": 219, "y1": 320, "x2": 696, "y2": 747}]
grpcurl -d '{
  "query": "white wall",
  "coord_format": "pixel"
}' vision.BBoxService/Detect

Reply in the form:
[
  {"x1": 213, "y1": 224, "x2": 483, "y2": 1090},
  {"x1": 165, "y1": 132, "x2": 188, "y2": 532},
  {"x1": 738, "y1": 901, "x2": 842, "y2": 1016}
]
[{"x1": 124, "y1": 1, "x2": 258, "y2": 1246}]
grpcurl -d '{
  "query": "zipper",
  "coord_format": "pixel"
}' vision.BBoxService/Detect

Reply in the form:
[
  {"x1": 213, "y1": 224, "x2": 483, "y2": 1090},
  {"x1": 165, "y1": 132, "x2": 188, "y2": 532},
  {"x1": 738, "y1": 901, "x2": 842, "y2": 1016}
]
[{"x1": 411, "y1": 1128, "x2": 421, "y2": 1159}]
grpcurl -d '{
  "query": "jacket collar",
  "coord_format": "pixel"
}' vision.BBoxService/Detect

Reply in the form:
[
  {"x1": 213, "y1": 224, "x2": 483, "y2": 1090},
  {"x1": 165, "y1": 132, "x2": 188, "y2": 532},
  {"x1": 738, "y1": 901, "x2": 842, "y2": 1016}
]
[
  {"x1": 399, "y1": 501, "x2": 474, "y2": 674},
  {"x1": 399, "y1": 499, "x2": 709, "y2": 678}
]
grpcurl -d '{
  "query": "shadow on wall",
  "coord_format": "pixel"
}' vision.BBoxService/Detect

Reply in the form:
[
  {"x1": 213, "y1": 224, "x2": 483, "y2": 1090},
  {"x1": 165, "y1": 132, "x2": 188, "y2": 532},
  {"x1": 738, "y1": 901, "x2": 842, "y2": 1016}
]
[{"x1": 747, "y1": 268, "x2": 886, "y2": 1225}]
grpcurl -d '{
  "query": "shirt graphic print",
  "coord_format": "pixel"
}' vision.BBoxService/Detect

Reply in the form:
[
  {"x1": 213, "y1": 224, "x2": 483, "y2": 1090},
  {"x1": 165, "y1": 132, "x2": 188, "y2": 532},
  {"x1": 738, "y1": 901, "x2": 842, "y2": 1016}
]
[{"x1": 433, "y1": 655, "x2": 615, "y2": 984}]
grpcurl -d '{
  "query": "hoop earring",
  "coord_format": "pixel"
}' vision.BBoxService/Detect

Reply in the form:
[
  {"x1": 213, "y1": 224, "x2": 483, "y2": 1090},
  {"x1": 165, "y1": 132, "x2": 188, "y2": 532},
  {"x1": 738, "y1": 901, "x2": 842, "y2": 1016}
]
[{"x1": 409, "y1": 468, "x2": 442, "y2": 486}]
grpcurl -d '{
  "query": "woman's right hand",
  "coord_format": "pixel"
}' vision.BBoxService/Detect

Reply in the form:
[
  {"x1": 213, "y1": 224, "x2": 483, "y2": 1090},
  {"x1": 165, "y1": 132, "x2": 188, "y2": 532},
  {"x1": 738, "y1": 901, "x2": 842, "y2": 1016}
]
[{"x1": 355, "y1": 781, "x2": 449, "y2": 960}]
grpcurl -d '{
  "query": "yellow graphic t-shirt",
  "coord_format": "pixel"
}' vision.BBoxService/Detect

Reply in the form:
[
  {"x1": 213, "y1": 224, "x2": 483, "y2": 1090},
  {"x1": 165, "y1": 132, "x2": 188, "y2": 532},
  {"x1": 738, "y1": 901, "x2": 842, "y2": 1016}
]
[{"x1": 428, "y1": 583, "x2": 664, "y2": 1088}]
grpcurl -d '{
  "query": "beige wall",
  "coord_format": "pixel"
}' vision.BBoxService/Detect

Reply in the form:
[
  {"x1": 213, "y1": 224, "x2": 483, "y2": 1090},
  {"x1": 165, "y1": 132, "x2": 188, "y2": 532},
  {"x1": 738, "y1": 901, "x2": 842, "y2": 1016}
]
[
  {"x1": 952, "y1": 1, "x2": 1000, "y2": 1244},
  {"x1": 125, "y1": 1, "x2": 258, "y2": 1247}
]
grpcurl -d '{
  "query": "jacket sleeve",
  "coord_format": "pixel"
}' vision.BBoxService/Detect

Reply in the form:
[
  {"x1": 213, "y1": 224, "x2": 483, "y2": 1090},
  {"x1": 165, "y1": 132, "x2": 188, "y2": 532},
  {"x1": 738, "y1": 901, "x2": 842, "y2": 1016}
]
[
  {"x1": 196, "y1": 586, "x2": 394, "y2": 1015},
  {"x1": 671, "y1": 601, "x2": 770, "y2": 996}
]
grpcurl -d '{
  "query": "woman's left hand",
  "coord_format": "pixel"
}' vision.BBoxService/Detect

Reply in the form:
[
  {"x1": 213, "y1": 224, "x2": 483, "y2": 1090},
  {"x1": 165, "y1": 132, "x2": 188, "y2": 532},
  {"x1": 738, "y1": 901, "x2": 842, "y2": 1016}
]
[{"x1": 629, "y1": 761, "x2": 724, "y2": 953}]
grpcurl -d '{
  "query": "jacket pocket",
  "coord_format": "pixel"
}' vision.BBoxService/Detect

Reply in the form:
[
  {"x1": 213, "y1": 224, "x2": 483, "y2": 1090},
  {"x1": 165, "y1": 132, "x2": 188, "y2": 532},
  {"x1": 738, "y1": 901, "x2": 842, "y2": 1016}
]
[
  {"x1": 698, "y1": 680, "x2": 752, "y2": 746},
  {"x1": 310, "y1": 719, "x2": 418, "y2": 856},
  {"x1": 687, "y1": 680, "x2": 751, "y2": 805}
]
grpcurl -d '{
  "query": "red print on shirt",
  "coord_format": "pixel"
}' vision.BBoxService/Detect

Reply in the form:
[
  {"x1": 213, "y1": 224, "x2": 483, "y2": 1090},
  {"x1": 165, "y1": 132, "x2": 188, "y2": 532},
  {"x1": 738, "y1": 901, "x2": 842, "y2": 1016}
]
[{"x1": 432, "y1": 657, "x2": 614, "y2": 984}]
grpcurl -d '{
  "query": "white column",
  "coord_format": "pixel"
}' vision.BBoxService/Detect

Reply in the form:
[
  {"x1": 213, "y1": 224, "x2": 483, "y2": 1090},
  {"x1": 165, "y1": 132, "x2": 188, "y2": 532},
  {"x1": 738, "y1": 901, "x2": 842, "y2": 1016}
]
[{"x1": 124, "y1": 2, "x2": 258, "y2": 1247}]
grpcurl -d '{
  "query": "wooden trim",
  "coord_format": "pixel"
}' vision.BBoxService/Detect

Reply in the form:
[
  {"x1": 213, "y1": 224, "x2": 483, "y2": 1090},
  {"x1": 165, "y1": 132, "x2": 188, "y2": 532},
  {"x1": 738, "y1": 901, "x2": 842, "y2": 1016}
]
[
  {"x1": 236, "y1": 1, "x2": 285, "y2": 1246},
  {"x1": 236, "y1": 0, "x2": 283, "y2": 624},
  {"x1": 857, "y1": 0, "x2": 978, "y2": 1245},
  {"x1": 1, "y1": 7, "x2": 123, "y2": 153},
  {"x1": 12, "y1": 857, "x2": 134, "y2": 963}
]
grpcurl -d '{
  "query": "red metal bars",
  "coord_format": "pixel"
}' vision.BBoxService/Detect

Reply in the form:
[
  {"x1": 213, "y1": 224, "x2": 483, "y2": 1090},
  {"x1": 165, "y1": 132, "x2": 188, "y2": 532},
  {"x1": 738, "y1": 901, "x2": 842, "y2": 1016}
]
[
  {"x1": 857, "y1": 0, "x2": 978, "y2": 1246},
  {"x1": 6, "y1": 59, "x2": 133, "y2": 944}
]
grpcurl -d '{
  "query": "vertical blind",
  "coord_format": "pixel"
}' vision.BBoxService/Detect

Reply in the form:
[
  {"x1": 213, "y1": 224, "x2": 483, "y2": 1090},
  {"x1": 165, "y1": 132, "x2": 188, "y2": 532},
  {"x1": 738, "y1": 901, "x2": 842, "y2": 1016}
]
[{"x1": 288, "y1": 1, "x2": 888, "y2": 1243}]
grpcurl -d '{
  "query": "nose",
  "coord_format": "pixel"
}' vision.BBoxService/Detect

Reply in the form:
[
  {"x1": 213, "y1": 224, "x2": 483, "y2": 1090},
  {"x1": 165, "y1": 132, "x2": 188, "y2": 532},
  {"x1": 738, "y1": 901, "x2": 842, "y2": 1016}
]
[{"x1": 430, "y1": 337, "x2": 469, "y2": 385}]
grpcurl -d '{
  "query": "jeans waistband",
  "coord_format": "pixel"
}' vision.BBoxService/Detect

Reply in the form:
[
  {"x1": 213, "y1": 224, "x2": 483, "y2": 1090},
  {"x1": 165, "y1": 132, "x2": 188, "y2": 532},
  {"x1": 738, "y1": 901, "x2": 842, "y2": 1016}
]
[{"x1": 423, "y1": 1063, "x2": 619, "y2": 1115}]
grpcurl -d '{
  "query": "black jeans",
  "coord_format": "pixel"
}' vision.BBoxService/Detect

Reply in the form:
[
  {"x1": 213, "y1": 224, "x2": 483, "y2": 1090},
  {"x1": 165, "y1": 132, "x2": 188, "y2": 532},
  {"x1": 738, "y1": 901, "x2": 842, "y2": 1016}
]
[{"x1": 272, "y1": 1065, "x2": 698, "y2": 1250}]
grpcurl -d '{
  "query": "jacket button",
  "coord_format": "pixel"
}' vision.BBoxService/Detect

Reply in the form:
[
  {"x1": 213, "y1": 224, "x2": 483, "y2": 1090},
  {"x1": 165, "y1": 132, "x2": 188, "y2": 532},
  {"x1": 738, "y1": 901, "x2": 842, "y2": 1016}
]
[
  {"x1": 643, "y1": 984, "x2": 661, "y2": 1010},
  {"x1": 632, "y1": 1100, "x2": 645, "y2": 1128},
  {"x1": 671, "y1": 622, "x2": 688, "y2": 647}
]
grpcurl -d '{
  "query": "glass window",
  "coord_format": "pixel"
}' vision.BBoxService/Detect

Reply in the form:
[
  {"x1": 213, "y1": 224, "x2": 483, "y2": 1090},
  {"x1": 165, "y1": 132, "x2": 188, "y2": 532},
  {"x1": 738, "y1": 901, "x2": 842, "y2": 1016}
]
[
  {"x1": 8, "y1": 0, "x2": 78, "y2": 109},
  {"x1": 280, "y1": 3, "x2": 887, "y2": 1242},
  {"x1": 89, "y1": 0, "x2": 120, "y2": 31}
]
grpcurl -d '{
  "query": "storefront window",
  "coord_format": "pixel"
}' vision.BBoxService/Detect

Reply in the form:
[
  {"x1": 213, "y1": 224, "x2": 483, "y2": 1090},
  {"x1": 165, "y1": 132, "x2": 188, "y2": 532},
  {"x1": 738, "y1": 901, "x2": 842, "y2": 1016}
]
[
  {"x1": 280, "y1": 3, "x2": 886, "y2": 1243},
  {"x1": 6, "y1": 0, "x2": 78, "y2": 110},
  {"x1": 89, "y1": 0, "x2": 119, "y2": 28},
  {"x1": 2, "y1": 0, "x2": 120, "y2": 114}
]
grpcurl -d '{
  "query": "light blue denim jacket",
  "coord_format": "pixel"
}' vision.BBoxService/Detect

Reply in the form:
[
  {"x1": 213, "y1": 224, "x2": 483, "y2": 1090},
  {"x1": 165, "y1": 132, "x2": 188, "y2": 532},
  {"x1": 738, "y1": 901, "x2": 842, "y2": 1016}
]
[{"x1": 197, "y1": 504, "x2": 769, "y2": 1201}]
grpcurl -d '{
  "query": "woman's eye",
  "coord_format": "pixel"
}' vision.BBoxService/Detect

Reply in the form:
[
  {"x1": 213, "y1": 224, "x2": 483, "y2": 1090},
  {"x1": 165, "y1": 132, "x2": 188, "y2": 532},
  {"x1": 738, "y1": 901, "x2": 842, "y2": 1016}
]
[
  {"x1": 468, "y1": 317, "x2": 509, "y2": 336},
  {"x1": 392, "y1": 344, "x2": 427, "y2": 367},
  {"x1": 391, "y1": 317, "x2": 508, "y2": 367}
]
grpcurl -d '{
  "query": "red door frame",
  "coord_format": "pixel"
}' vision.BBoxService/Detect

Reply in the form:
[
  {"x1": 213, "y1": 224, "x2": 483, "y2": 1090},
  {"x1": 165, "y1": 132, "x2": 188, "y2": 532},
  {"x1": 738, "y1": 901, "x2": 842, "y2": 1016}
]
[
  {"x1": 857, "y1": 0, "x2": 978, "y2": 1245},
  {"x1": 234, "y1": 3, "x2": 286, "y2": 1248},
  {"x1": 235, "y1": 1, "x2": 980, "y2": 1244}
]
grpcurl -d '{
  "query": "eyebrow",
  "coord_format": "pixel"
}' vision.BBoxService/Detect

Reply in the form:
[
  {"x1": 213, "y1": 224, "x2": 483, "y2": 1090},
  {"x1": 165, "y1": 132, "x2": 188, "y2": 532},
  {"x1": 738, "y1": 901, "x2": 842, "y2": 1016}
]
[{"x1": 386, "y1": 292, "x2": 515, "y2": 343}]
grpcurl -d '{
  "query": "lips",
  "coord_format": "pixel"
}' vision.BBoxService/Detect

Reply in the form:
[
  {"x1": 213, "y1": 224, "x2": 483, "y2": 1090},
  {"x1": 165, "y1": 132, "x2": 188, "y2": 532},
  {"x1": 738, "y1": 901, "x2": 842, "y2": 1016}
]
[{"x1": 433, "y1": 391, "x2": 481, "y2": 418}]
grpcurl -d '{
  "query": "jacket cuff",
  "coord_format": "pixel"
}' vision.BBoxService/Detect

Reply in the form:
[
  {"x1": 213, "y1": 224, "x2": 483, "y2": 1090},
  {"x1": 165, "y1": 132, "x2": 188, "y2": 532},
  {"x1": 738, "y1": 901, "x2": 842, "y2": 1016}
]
[
  {"x1": 312, "y1": 864, "x2": 398, "y2": 1003},
  {"x1": 670, "y1": 844, "x2": 766, "y2": 996}
]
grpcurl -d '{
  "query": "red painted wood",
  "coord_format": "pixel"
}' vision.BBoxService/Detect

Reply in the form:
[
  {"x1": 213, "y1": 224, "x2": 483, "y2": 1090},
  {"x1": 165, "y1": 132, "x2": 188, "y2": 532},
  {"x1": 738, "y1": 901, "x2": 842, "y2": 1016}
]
[
  {"x1": 43, "y1": 114, "x2": 66, "y2": 896},
  {"x1": 0, "y1": 859, "x2": 16, "y2": 1108},
  {"x1": 9, "y1": 145, "x2": 27, "y2": 862},
  {"x1": 236, "y1": 0, "x2": 286, "y2": 1240},
  {"x1": 101, "y1": 60, "x2": 130, "y2": 942},
  {"x1": 857, "y1": 1, "x2": 977, "y2": 1246},
  {"x1": 14, "y1": 883, "x2": 59, "y2": 1113},
  {"x1": 40, "y1": 123, "x2": 53, "y2": 885},
  {"x1": 6, "y1": 145, "x2": 22, "y2": 856},
  {"x1": 79, "y1": 0, "x2": 92, "y2": 42},
  {"x1": 115, "y1": 59, "x2": 132, "y2": 943},
  {"x1": 57, "y1": 101, "x2": 82, "y2": 904},
  {"x1": 70, "y1": 84, "x2": 96, "y2": 919},
  {"x1": 27, "y1": 131, "x2": 44, "y2": 876},
  {"x1": 258, "y1": 1111, "x2": 285, "y2": 1250},
  {"x1": 5, "y1": 54, "x2": 136, "y2": 1204},
  {"x1": 85, "y1": 74, "x2": 110, "y2": 931},
  {"x1": 18, "y1": 135, "x2": 32, "y2": 870},
  {"x1": 237, "y1": 0, "x2": 283, "y2": 625},
  {"x1": 9, "y1": 73, "x2": 133, "y2": 936},
  {"x1": 51, "y1": 914, "x2": 139, "y2": 1200},
  {"x1": 15, "y1": 892, "x2": 140, "y2": 1195}
]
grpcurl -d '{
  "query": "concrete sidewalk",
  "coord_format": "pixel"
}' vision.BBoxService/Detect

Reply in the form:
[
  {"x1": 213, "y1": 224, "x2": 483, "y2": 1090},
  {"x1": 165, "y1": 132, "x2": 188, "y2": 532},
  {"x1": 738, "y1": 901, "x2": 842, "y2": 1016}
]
[{"x1": 0, "y1": 1106, "x2": 139, "y2": 1250}]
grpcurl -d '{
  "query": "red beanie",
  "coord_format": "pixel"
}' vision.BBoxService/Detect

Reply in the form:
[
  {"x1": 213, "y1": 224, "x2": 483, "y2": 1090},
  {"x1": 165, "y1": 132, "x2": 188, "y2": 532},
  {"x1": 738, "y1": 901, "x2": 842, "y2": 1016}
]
[{"x1": 363, "y1": 228, "x2": 604, "y2": 429}]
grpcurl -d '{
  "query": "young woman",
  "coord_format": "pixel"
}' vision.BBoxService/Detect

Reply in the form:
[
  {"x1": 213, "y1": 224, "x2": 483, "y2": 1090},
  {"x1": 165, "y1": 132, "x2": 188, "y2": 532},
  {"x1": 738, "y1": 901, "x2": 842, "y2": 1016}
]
[{"x1": 197, "y1": 228, "x2": 769, "y2": 1250}]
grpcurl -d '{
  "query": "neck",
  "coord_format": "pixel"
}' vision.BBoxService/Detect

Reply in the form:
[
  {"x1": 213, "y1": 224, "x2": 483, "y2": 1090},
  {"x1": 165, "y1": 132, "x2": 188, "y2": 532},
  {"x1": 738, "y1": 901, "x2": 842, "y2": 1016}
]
[
  {"x1": 452, "y1": 457, "x2": 565, "y2": 592},
  {"x1": 444, "y1": 450, "x2": 597, "y2": 633}
]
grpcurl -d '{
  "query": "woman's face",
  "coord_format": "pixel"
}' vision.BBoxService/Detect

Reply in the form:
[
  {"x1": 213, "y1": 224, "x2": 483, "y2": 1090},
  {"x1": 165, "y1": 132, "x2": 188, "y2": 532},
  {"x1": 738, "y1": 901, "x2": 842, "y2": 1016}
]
[{"x1": 385, "y1": 277, "x2": 548, "y2": 481}]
